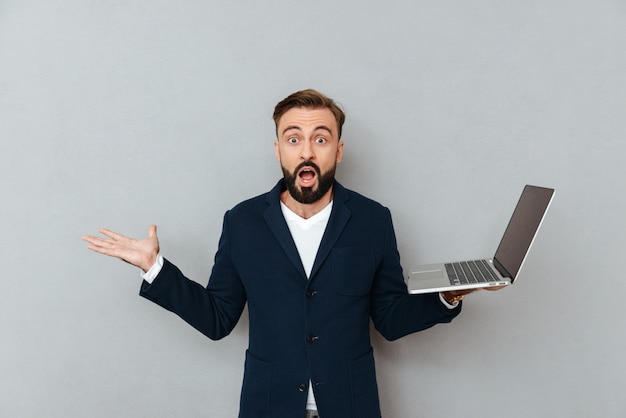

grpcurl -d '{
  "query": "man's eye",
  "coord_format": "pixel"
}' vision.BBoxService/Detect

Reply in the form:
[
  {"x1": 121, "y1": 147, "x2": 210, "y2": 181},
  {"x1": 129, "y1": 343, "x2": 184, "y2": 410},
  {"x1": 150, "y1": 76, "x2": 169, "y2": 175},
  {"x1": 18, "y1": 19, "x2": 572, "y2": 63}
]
[
  {"x1": 288, "y1": 137, "x2": 298, "y2": 144},
  {"x1": 315, "y1": 137, "x2": 326, "y2": 144}
]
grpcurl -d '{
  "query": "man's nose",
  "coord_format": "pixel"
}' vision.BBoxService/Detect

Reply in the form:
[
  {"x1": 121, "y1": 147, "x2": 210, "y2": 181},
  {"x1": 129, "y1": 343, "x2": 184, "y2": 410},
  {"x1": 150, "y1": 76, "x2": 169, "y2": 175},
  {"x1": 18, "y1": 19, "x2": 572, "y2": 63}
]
[{"x1": 300, "y1": 140, "x2": 315, "y2": 160}]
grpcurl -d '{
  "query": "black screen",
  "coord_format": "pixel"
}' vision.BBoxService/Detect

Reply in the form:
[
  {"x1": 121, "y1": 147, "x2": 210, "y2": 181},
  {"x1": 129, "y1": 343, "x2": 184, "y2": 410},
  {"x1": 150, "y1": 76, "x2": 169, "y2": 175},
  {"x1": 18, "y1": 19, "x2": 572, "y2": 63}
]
[{"x1": 493, "y1": 185, "x2": 554, "y2": 279}]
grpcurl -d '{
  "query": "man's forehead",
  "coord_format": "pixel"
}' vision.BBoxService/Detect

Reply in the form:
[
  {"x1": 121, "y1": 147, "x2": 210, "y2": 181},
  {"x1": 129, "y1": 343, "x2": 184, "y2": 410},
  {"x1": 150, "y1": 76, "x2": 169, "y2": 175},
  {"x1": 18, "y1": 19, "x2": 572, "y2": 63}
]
[{"x1": 277, "y1": 107, "x2": 337, "y2": 132}]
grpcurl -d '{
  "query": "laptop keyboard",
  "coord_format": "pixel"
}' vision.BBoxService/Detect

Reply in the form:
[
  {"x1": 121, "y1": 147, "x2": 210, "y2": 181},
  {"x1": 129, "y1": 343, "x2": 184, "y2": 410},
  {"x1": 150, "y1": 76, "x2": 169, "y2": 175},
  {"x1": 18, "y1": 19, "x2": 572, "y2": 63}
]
[{"x1": 445, "y1": 260, "x2": 499, "y2": 286}]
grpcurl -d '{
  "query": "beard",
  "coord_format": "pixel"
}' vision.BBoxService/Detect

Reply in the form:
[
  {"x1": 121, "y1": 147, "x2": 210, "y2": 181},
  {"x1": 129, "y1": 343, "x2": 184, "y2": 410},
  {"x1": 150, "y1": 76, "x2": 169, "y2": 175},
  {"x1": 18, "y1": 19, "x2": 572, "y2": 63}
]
[{"x1": 282, "y1": 160, "x2": 336, "y2": 204}]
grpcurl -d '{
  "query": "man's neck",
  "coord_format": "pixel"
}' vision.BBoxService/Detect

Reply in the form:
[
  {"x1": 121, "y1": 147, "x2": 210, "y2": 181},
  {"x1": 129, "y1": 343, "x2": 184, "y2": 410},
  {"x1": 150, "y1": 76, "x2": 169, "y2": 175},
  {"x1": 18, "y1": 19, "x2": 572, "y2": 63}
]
[{"x1": 280, "y1": 188, "x2": 334, "y2": 220}]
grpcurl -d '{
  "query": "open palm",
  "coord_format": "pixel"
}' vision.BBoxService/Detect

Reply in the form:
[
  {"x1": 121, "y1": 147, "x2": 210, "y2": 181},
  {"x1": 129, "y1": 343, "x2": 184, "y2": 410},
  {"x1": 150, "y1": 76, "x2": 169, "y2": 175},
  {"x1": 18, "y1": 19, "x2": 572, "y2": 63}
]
[{"x1": 83, "y1": 225, "x2": 160, "y2": 272}]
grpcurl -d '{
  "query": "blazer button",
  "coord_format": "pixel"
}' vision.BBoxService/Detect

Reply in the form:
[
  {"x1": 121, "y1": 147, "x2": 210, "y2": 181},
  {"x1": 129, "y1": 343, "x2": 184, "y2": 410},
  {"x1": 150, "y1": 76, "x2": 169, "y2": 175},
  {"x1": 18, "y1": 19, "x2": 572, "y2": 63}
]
[
  {"x1": 298, "y1": 383, "x2": 307, "y2": 392},
  {"x1": 307, "y1": 334, "x2": 318, "y2": 343},
  {"x1": 306, "y1": 290, "x2": 317, "y2": 298}
]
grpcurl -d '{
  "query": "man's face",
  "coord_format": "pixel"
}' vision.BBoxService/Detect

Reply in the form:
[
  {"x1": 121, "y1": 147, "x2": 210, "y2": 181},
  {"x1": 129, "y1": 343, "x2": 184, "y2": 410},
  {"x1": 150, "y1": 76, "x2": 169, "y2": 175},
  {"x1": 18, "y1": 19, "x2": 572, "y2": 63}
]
[{"x1": 274, "y1": 107, "x2": 344, "y2": 204}]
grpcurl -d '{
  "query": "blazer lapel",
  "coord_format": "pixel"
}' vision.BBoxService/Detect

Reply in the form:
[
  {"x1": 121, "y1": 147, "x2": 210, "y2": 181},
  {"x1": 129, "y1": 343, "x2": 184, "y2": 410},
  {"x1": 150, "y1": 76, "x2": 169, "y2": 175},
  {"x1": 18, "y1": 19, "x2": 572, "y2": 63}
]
[
  {"x1": 309, "y1": 182, "x2": 351, "y2": 280},
  {"x1": 263, "y1": 181, "x2": 307, "y2": 279}
]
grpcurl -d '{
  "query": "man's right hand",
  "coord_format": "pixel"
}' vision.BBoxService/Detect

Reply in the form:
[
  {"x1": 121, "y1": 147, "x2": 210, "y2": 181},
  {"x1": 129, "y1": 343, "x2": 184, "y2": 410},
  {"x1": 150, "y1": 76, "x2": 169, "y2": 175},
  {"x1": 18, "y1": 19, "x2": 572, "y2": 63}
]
[{"x1": 83, "y1": 225, "x2": 160, "y2": 273}]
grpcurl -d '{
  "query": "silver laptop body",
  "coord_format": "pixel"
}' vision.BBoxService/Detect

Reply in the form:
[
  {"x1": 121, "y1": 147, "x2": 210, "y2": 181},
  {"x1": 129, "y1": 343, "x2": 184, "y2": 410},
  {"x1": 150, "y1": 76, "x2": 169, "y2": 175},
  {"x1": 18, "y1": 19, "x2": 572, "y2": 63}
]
[{"x1": 407, "y1": 185, "x2": 555, "y2": 294}]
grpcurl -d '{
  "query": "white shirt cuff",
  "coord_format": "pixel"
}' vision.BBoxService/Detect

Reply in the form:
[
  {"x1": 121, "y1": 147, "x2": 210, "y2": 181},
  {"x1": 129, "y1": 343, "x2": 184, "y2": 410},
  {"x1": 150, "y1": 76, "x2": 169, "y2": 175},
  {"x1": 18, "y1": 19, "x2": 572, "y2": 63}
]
[
  {"x1": 140, "y1": 254, "x2": 164, "y2": 284},
  {"x1": 439, "y1": 293, "x2": 460, "y2": 309}
]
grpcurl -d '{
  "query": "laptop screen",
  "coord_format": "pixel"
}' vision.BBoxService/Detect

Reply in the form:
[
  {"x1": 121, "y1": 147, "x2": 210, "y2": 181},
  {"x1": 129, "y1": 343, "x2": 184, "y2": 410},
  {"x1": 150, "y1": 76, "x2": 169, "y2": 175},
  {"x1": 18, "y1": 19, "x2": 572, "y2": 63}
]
[{"x1": 493, "y1": 185, "x2": 554, "y2": 279}]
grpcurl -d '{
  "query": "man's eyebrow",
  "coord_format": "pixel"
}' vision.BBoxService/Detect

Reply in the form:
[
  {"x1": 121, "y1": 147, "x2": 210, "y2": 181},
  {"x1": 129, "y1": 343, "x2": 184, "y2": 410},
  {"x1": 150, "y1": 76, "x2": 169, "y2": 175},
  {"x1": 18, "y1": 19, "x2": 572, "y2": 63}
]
[
  {"x1": 281, "y1": 125, "x2": 302, "y2": 136},
  {"x1": 313, "y1": 125, "x2": 333, "y2": 134},
  {"x1": 281, "y1": 125, "x2": 333, "y2": 136}
]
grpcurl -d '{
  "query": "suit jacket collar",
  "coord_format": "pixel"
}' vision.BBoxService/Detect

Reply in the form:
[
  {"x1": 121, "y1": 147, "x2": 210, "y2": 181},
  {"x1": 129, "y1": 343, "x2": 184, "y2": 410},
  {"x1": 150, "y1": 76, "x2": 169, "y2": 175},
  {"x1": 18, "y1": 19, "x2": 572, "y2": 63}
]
[{"x1": 263, "y1": 179, "x2": 352, "y2": 281}]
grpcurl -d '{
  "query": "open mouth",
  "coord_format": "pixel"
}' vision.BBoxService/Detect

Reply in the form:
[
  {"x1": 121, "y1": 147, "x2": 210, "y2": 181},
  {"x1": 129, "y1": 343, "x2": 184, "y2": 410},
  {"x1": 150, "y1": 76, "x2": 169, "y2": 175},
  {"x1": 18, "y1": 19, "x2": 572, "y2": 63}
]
[{"x1": 297, "y1": 166, "x2": 317, "y2": 187}]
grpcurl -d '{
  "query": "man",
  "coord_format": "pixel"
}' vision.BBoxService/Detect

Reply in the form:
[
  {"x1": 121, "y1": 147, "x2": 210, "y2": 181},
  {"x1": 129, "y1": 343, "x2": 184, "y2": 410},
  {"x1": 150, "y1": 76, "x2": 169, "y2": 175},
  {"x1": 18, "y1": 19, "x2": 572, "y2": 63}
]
[{"x1": 83, "y1": 89, "x2": 485, "y2": 418}]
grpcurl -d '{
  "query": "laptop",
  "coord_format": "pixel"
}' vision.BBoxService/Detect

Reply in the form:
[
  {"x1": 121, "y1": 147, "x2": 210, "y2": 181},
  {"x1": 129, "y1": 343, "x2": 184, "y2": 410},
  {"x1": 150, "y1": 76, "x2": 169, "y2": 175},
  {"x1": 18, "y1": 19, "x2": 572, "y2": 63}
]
[{"x1": 407, "y1": 185, "x2": 555, "y2": 294}]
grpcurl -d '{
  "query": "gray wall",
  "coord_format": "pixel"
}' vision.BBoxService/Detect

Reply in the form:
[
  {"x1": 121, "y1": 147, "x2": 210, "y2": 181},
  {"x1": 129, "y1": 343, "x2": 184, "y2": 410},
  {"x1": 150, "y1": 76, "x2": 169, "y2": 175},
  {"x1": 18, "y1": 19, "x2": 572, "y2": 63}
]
[{"x1": 1, "y1": 1, "x2": 625, "y2": 416}]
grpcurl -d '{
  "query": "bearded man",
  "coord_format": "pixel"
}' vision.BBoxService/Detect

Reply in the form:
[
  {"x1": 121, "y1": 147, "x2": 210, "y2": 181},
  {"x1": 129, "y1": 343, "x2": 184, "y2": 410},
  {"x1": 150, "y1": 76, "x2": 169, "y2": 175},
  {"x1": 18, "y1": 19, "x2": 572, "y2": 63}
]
[{"x1": 83, "y1": 89, "x2": 472, "y2": 418}]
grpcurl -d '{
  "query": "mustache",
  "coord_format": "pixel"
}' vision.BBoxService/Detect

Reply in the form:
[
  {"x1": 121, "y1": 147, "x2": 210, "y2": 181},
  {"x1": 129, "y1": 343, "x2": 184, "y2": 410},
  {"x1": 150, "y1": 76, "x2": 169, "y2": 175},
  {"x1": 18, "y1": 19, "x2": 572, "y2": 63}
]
[{"x1": 293, "y1": 160, "x2": 321, "y2": 177}]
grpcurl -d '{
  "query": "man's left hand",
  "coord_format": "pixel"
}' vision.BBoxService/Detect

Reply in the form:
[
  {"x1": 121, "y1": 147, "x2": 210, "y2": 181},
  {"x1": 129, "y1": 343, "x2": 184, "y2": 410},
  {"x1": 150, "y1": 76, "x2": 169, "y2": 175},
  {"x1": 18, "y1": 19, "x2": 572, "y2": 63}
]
[{"x1": 441, "y1": 285, "x2": 506, "y2": 304}]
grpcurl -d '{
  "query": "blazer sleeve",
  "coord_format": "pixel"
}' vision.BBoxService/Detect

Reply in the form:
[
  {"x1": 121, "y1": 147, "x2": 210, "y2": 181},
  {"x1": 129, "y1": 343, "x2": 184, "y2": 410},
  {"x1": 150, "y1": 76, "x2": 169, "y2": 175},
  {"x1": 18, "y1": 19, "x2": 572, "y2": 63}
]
[
  {"x1": 369, "y1": 208, "x2": 461, "y2": 341},
  {"x1": 139, "y1": 211, "x2": 247, "y2": 340}
]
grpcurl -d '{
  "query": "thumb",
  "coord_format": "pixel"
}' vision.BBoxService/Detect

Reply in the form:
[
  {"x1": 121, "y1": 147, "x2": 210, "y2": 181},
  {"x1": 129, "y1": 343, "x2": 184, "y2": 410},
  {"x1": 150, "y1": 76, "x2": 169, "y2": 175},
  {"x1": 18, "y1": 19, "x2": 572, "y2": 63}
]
[{"x1": 148, "y1": 224, "x2": 158, "y2": 238}]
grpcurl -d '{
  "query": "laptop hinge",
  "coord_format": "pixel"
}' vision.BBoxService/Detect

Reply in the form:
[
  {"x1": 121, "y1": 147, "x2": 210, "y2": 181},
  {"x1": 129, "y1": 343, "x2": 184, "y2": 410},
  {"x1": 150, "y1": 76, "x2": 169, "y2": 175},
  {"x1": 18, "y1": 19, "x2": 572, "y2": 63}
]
[{"x1": 493, "y1": 257, "x2": 512, "y2": 279}]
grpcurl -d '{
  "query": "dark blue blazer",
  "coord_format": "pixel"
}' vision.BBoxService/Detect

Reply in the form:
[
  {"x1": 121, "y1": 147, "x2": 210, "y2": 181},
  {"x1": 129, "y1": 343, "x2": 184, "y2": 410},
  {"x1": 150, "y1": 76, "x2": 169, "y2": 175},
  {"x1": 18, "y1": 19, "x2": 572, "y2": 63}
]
[{"x1": 140, "y1": 180, "x2": 460, "y2": 417}]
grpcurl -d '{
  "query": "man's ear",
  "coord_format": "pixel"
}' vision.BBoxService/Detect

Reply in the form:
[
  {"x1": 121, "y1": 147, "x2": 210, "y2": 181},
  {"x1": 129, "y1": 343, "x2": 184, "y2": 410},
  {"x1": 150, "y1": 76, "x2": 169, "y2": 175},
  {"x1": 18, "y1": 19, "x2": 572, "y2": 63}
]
[
  {"x1": 274, "y1": 140, "x2": 281, "y2": 162},
  {"x1": 336, "y1": 140, "x2": 344, "y2": 163}
]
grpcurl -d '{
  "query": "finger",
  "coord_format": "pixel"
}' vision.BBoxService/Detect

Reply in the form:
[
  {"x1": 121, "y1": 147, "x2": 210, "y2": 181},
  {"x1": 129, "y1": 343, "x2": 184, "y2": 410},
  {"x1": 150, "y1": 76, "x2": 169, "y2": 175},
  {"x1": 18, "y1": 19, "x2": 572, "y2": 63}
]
[
  {"x1": 83, "y1": 235, "x2": 116, "y2": 247},
  {"x1": 86, "y1": 243, "x2": 116, "y2": 256},
  {"x1": 148, "y1": 224, "x2": 157, "y2": 238},
  {"x1": 82, "y1": 235, "x2": 96, "y2": 243},
  {"x1": 98, "y1": 228, "x2": 128, "y2": 241}
]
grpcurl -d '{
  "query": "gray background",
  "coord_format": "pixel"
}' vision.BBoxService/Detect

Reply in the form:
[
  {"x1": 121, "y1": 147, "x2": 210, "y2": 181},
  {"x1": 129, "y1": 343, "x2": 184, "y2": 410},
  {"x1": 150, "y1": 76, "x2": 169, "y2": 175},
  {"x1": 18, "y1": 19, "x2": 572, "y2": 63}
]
[{"x1": 1, "y1": 1, "x2": 625, "y2": 416}]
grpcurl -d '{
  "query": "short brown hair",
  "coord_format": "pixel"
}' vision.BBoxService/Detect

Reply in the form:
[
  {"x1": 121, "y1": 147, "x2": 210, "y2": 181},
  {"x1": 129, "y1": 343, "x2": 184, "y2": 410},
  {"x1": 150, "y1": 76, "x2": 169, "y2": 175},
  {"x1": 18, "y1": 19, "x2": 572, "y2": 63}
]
[{"x1": 273, "y1": 89, "x2": 346, "y2": 139}]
